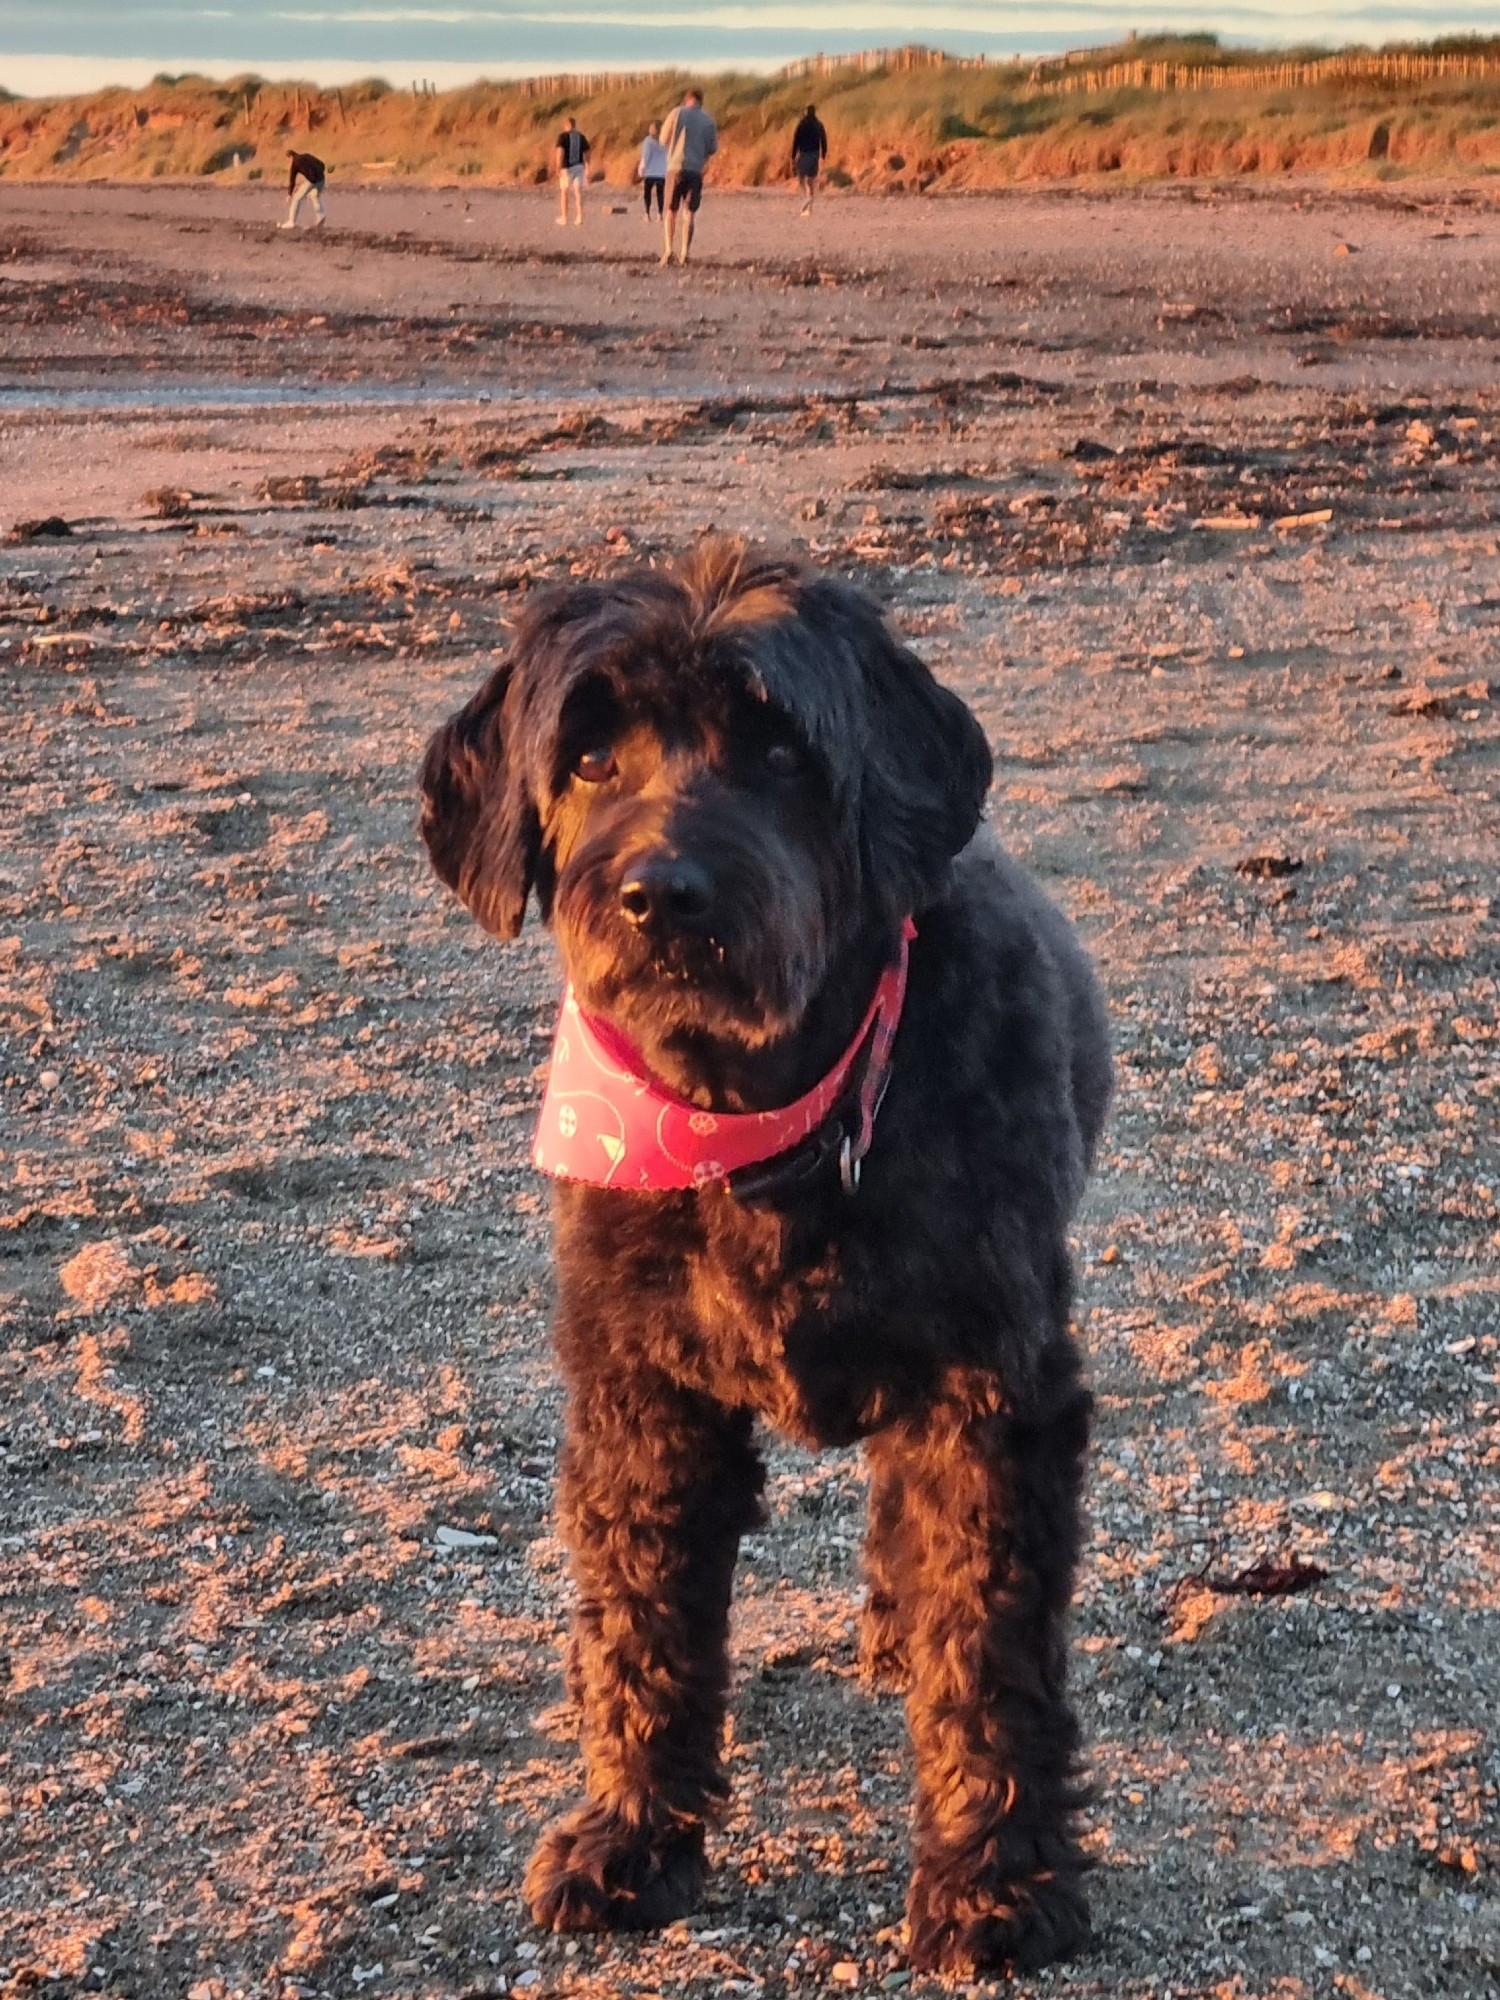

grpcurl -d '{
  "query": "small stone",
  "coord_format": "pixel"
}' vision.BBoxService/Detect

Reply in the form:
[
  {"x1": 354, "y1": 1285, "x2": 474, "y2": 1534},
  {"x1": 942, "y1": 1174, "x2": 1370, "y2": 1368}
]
[
  {"x1": 882, "y1": 1976, "x2": 913, "y2": 1993},
  {"x1": 434, "y1": 1524, "x2": 500, "y2": 1550},
  {"x1": 39, "y1": 1069, "x2": 60, "y2": 1090},
  {"x1": 831, "y1": 1965, "x2": 861, "y2": 1987}
]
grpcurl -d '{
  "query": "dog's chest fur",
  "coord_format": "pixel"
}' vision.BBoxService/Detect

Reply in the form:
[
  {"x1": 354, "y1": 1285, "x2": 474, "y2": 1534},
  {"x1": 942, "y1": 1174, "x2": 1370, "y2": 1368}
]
[
  {"x1": 686, "y1": 1200, "x2": 864, "y2": 1442},
  {"x1": 558, "y1": 1181, "x2": 890, "y2": 1446}
]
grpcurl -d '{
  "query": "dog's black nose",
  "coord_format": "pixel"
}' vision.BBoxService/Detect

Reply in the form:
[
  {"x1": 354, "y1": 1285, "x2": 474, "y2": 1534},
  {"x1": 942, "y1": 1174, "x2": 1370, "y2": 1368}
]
[{"x1": 619, "y1": 857, "x2": 714, "y2": 932}]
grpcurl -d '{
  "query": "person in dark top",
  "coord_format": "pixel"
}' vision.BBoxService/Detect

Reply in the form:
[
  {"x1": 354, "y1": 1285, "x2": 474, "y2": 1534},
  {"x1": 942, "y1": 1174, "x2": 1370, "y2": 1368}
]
[
  {"x1": 280, "y1": 149, "x2": 327, "y2": 230},
  {"x1": 555, "y1": 117, "x2": 591, "y2": 227},
  {"x1": 791, "y1": 105, "x2": 828, "y2": 216}
]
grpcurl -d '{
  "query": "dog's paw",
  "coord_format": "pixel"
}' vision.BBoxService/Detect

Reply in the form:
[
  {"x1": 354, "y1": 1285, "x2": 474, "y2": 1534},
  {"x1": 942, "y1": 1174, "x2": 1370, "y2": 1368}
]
[
  {"x1": 524, "y1": 1804, "x2": 706, "y2": 1934},
  {"x1": 857, "y1": 1600, "x2": 909, "y2": 1693},
  {"x1": 906, "y1": 1863, "x2": 1090, "y2": 1974}
]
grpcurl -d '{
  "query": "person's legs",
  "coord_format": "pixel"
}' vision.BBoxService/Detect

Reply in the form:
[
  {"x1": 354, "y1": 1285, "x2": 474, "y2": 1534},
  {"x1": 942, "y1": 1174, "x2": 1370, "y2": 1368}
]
[
  {"x1": 281, "y1": 174, "x2": 309, "y2": 228},
  {"x1": 678, "y1": 178, "x2": 702, "y2": 264},
  {"x1": 661, "y1": 181, "x2": 678, "y2": 264},
  {"x1": 308, "y1": 183, "x2": 325, "y2": 228},
  {"x1": 557, "y1": 169, "x2": 569, "y2": 224},
  {"x1": 571, "y1": 166, "x2": 585, "y2": 224}
]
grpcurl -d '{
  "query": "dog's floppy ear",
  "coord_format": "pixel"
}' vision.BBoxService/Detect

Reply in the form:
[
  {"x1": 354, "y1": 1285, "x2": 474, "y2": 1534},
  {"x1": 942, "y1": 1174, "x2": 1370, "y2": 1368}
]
[
  {"x1": 800, "y1": 582, "x2": 991, "y2": 910},
  {"x1": 866, "y1": 635, "x2": 992, "y2": 893},
  {"x1": 419, "y1": 660, "x2": 541, "y2": 939}
]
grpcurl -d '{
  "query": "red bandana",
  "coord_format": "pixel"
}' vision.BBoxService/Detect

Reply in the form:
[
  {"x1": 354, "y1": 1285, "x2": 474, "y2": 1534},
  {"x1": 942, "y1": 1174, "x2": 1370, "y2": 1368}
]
[{"x1": 533, "y1": 919, "x2": 917, "y2": 1193}]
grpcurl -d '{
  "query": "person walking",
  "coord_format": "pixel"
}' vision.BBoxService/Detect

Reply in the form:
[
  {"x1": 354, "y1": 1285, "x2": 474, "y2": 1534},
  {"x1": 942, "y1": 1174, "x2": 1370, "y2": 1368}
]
[
  {"x1": 555, "y1": 116, "x2": 590, "y2": 227},
  {"x1": 791, "y1": 104, "x2": 828, "y2": 216},
  {"x1": 637, "y1": 120, "x2": 667, "y2": 224},
  {"x1": 658, "y1": 88, "x2": 718, "y2": 267},
  {"x1": 279, "y1": 148, "x2": 327, "y2": 230}
]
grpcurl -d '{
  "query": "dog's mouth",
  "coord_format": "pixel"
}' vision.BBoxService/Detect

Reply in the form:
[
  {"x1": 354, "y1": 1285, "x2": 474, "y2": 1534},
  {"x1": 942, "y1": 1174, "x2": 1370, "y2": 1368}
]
[
  {"x1": 579, "y1": 925, "x2": 787, "y2": 1037},
  {"x1": 553, "y1": 891, "x2": 816, "y2": 1057},
  {"x1": 642, "y1": 930, "x2": 729, "y2": 985}
]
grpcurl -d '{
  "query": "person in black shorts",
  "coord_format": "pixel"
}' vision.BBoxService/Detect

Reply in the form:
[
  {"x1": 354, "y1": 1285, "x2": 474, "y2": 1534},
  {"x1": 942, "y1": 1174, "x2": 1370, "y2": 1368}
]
[
  {"x1": 791, "y1": 105, "x2": 827, "y2": 216},
  {"x1": 280, "y1": 149, "x2": 327, "y2": 230},
  {"x1": 659, "y1": 89, "x2": 718, "y2": 267}
]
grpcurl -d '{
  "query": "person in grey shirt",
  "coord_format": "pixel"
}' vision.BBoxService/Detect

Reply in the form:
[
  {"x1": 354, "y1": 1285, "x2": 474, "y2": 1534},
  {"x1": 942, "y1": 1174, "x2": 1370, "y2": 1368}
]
[{"x1": 658, "y1": 89, "x2": 718, "y2": 268}]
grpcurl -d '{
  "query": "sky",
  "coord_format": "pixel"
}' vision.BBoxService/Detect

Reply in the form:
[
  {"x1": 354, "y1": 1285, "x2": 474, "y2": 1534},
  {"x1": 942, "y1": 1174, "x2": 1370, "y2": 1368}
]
[{"x1": 1, "y1": 0, "x2": 1497, "y2": 97}]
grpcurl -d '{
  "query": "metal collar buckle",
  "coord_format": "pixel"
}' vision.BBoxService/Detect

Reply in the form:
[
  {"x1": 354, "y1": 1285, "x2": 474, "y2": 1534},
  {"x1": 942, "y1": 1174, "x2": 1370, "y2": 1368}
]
[{"x1": 839, "y1": 1133, "x2": 861, "y2": 1196}]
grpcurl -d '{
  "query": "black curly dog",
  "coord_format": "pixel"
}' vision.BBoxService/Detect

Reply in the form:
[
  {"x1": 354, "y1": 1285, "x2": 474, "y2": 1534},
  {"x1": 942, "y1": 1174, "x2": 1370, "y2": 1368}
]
[{"x1": 419, "y1": 538, "x2": 1112, "y2": 1974}]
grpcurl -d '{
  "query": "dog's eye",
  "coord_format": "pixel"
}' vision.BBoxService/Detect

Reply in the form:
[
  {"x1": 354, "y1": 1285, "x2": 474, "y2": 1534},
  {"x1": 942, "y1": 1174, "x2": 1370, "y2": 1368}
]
[
  {"x1": 574, "y1": 748, "x2": 618, "y2": 784},
  {"x1": 766, "y1": 741, "x2": 803, "y2": 778}
]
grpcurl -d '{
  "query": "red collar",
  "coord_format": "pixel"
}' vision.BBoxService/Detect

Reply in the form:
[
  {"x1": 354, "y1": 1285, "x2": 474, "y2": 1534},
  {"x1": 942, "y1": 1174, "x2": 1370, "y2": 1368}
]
[{"x1": 533, "y1": 919, "x2": 916, "y2": 1194}]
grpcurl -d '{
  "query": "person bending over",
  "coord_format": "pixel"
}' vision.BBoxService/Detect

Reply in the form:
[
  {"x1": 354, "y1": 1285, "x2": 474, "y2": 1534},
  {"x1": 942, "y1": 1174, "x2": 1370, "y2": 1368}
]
[{"x1": 280, "y1": 150, "x2": 327, "y2": 231}]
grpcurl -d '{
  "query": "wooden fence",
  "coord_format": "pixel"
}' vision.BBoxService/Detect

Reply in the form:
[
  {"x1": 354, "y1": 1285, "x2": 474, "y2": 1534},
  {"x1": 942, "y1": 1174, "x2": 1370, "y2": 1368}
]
[
  {"x1": 1030, "y1": 51, "x2": 1500, "y2": 93},
  {"x1": 780, "y1": 46, "x2": 988, "y2": 78},
  {"x1": 511, "y1": 46, "x2": 983, "y2": 97},
  {"x1": 513, "y1": 68, "x2": 678, "y2": 99},
  {"x1": 390, "y1": 43, "x2": 1500, "y2": 103}
]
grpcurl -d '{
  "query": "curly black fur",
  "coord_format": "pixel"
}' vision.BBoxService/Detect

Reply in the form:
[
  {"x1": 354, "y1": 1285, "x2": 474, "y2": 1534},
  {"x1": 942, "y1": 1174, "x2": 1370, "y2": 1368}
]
[{"x1": 420, "y1": 537, "x2": 1113, "y2": 1975}]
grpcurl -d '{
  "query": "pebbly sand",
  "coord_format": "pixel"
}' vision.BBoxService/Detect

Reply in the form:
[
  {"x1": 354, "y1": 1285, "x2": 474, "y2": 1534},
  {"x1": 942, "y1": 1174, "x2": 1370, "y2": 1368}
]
[{"x1": 2, "y1": 180, "x2": 1498, "y2": 2000}]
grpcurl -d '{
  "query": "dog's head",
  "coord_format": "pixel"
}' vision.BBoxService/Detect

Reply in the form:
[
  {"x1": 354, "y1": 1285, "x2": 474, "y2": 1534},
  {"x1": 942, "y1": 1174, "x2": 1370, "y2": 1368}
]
[{"x1": 420, "y1": 538, "x2": 990, "y2": 1054}]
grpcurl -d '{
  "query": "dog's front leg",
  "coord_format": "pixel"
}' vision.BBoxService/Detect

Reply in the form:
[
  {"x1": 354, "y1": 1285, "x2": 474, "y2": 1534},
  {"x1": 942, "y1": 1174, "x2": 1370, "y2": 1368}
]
[
  {"x1": 524, "y1": 1360, "x2": 763, "y2": 1934},
  {"x1": 858, "y1": 1451, "x2": 910, "y2": 1691},
  {"x1": 867, "y1": 1341, "x2": 1093, "y2": 1975}
]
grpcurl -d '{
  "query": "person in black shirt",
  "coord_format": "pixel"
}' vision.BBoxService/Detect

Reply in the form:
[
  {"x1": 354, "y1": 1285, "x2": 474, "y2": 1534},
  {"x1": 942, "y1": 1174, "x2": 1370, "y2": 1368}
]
[
  {"x1": 791, "y1": 105, "x2": 827, "y2": 216},
  {"x1": 280, "y1": 149, "x2": 327, "y2": 231},
  {"x1": 555, "y1": 117, "x2": 591, "y2": 227}
]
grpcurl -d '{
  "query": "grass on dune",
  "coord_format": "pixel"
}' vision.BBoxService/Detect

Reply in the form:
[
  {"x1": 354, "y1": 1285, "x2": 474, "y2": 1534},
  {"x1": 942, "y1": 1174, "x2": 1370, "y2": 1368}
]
[{"x1": 2, "y1": 36, "x2": 1500, "y2": 188}]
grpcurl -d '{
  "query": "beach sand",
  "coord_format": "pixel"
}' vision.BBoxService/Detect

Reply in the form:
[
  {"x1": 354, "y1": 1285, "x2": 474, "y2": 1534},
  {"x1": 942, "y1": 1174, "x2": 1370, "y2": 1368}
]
[{"x1": 2, "y1": 181, "x2": 1498, "y2": 1998}]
